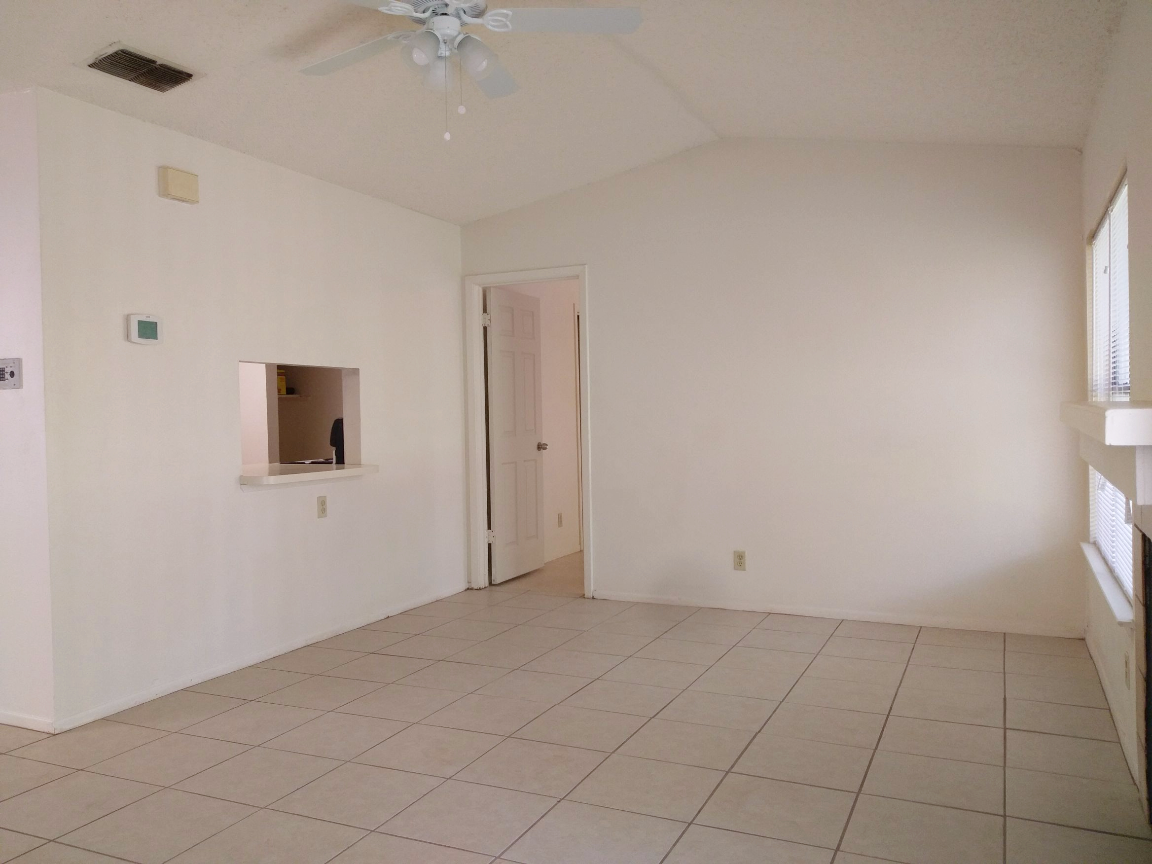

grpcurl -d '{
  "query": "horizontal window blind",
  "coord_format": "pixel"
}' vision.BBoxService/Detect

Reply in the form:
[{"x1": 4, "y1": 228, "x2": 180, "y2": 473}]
[
  {"x1": 1090, "y1": 468, "x2": 1134, "y2": 598},
  {"x1": 1090, "y1": 183, "x2": 1130, "y2": 401}
]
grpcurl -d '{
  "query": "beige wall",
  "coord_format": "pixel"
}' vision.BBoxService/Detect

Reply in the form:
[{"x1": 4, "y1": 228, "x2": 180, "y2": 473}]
[
  {"x1": 465, "y1": 138, "x2": 1086, "y2": 635},
  {"x1": 1080, "y1": 0, "x2": 1152, "y2": 782},
  {"x1": 33, "y1": 89, "x2": 466, "y2": 729},
  {"x1": 513, "y1": 279, "x2": 582, "y2": 562}
]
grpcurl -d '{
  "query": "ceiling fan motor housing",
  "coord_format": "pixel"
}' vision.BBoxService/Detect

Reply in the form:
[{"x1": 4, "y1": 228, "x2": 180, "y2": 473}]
[{"x1": 430, "y1": 13, "x2": 462, "y2": 55}]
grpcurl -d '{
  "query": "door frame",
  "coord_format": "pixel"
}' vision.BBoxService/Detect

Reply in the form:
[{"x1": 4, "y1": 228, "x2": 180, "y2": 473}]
[{"x1": 463, "y1": 265, "x2": 592, "y2": 597}]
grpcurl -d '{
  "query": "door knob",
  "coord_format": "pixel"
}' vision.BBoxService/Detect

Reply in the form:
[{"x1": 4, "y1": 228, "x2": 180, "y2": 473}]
[{"x1": 537, "y1": 442, "x2": 549, "y2": 451}]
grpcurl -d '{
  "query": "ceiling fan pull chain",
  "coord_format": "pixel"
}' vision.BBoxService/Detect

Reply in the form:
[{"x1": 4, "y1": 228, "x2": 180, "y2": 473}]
[
  {"x1": 458, "y1": 55, "x2": 466, "y2": 114},
  {"x1": 443, "y1": 60, "x2": 452, "y2": 141}
]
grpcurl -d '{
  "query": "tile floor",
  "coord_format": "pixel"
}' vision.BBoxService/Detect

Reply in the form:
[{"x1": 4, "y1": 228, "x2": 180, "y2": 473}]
[{"x1": 1, "y1": 556, "x2": 1150, "y2": 863}]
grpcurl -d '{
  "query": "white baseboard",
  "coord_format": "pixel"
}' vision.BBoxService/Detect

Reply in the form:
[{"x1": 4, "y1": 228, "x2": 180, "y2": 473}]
[
  {"x1": 50, "y1": 584, "x2": 466, "y2": 733},
  {"x1": 590, "y1": 589, "x2": 1085, "y2": 639},
  {"x1": 0, "y1": 710, "x2": 54, "y2": 734}
]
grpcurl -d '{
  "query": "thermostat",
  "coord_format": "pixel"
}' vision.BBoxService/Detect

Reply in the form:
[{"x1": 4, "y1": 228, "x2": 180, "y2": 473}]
[{"x1": 127, "y1": 314, "x2": 162, "y2": 344}]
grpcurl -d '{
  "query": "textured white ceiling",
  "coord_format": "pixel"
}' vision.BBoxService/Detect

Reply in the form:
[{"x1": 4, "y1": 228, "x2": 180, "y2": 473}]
[{"x1": 0, "y1": 0, "x2": 1124, "y2": 223}]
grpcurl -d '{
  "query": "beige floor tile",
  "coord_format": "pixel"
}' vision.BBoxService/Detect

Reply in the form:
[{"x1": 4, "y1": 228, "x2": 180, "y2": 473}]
[
  {"x1": 568, "y1": 754, "x2": 721, "y2": 821},
  {"x1": 1006, "y1": 652, "x2": 1098, "y2": 679},
  {"x1": 337, "y1": 684, "x2": 462, "y2": 722},
  {"x1": 603, "y1": 657, "x2": 709, "y2": 689},
  {"x1": 899, "y1": 664, "x2": 1003, "y2": 697},
  {"x1": 476, "y1": 670, "x2": 592, "y2": 704},
  {"x1": 891, "y1": 686, "x2": 1004, "y2": 727},
  {"x1": 165, "y1": 809, "x2": 364, "y2": 863},
  {"x1": 9, "y1": 843, "x2": 128, "y2": 862},
  {"x1": 395, "y1": 661, "x2": 508, "y2": 694},
  {"x1": 523, "y1": 649, "x2": 624, "y2": 678},
  {"x1": 87, "y1": 733, "x2": 248, "y2": 786},
  {"x1": 834, "y1": 621, "x2": 919, "y2": 642},
  {"x1": 450, "y1": 640, "x2": 552, "y2": 669},
  {"x1": 330, "y1": 832, "x2": 491, "y2": 863},
  {"x1": 406, "y1": 600, "x2": 475, "y2": 620},
  {"x1": 513, "y1": 705, "x2": 647, "y2": 751},
  {"x1": 186, "y1": 666, "x2": 310, "y2": 699},
  {"x1": 910, "y1": 643, "x2": 1003, "y2": 672},
  {"x1": 620, "y1": 718, "x2": 753, "y2": 770},
  {"x1": 258, "y1": 675, "x2": 382, "y2": 710},
  {"x1": 263, "y1": 712, "x2": 408, "y2": 761},
  {"x1": 180, "y1": 701, "x2": 322, "y2": 745},
  {"x1": 1006, "y1": 817, "x2": 1152, "y2": 863},
  {"x1": 0, "y1": 827, "x2": 43, "y2": 862},
  {"x1": 381, "y1": 779, "x2": 554, "y2": 856},
  {"x1": 487, "y1": 625, "x2": 581, "y2": 651},
  {"x1": 439, "y1": 590, "x2": 508, "y2": 608},
  {"x1": 697, "y1": 773, "x2": 854, "y2": 848},
  {"x1": 422, "y1": 619, "x2": 515, "y2": 642},
  {"x1": 9, "y1": 722, "x2": 165, "y2": 771},
  {"x1": 463, "y1": 605, "x2": 546, "y2": 625},
  {"x1": 1006, "y1": 767, "x2": 1152, "y2": 837},
  {"x1": 363, "y1": 613, "x2": 443, "y2": 634},
  {"x1": 657, "y1": 690, "x2": 778, "y2": 731},
  {"x1": 636, "y1": 638, "x2": 731, "y2": 666},
  {"x1": 529, "y1": 609, "x2": 620, "y2": 631},
  {"x1": 1006, "y1": 673, "x2": 1107, "y2": 708},
  {"x1": 841, "y1": 794, "x2": 1003, "y2": 863},
  {"x1": 739, "y1": 628, "x2": 830, "y2": 653},
  {"x1": 311, "y1": 628, "x2": 411, "y2": 652},
  {"x1": 324, "y1": 654, "x2": 434, "y2": 683},
  {"x1": 664, "y1": 622, "x2": 752, "y2": 646},
  {"x1": 917, "y1": 628, "x2": 1004, "y2": 651},
  {"x1": 1005, "y1": 634, "x2": 1089, "y2": 657},
  {"x1": 456, "y1": 738, "x2": 605, "y2": 797},
  {"x1": 504, "y1": 800, "x2": 684, "y2": 864},
  {"x1": 107, "y1": 691, "x2": 245, "y2": 732},
  {"x1": 0, "y1": 772, "x2": 157, "y2": 839},
  {"x1": 834, "y1": 855, "x2": 893, "y2": 864},
  {"x1": 1006, "y1": 698, "x2": 1119, "y2": 741},
  {"x1": 60, "y1": 788, "x2": 253, "y2": 864},
  {"x1": 805, "y1": 656, "x2": 905, "y2": 687},
  {"x1": 562, "y1": 680, "x2": 679, "y2": 716},
  {"x1": 593, "y1": 617, "x2": 676, "y2": 638},
  {"x1": 717, "y1": 647, "x2": 814, "y2": 676},
  {"x1": 271, "y1": 763, "x2": 441, "y2": 830},
  {"x1": 862, "y1": 750, "x2": 1003, "y2": 813},
  {"x1": 0, "y1": 729, "x2": 47, "y2": 756},
  {"x1": 614, "y1": 603, "x2": 698, "y2": 622},
  {"x1": 763, "y1": 703, "x2": 885, "y2": 749},
  {"x1": 736, "y1": 733, "x2": 872, "y2": 792},
  {"x1": 497, "y1": 593, "x2": 574, "y2": 610},
  {"x1": 258, "y1": 647, "x2": 366, "y2": 674},
  {"x1": 175, "y1": 747, "x2": 339, "y2": 807},
  {"x1": 822, "y1": 636, "x2": 912, "y2": 663},
  {"x1": 378, "y1": 635, "x2": 478, "y2": 661},
  {"x1": 665, "y1": 824, "x2": 833, "y2": 864},
  {"x1": 557, "y1": 631, "x2": 652, "y2": 656},
  {"x1": 353, "y1": 723, "x2": 502, "y2": 777},
  {"x1": 1007, "y1": 729, "x2": 1131, "y2": 782},
  {"x1": 423, "y1": 694, "x2": 548, "y2": 735},
  {"x1": 0, "y1": 757, "x2": 72, "y2": 802},
  {"x1": 879, "y1": 716, "x2": 1003, "y2": 765},
  {"x1": 785, "y1": 677, "x2": 895, "y2": 714},
  {"x1": 760, "y1": 614, "x2": 841, "y2": 636},
  {"x1": 690, "y1": 666, "x2": 799, "y2": 701},
  {"x1": 686, "y1": 609, "x2": 767, "y2": 628}
]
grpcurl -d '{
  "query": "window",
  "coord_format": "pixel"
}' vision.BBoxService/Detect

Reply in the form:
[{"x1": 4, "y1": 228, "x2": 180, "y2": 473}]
[{"x1": 1088, "y1": 181, "x2": 1133, "y2": 598}]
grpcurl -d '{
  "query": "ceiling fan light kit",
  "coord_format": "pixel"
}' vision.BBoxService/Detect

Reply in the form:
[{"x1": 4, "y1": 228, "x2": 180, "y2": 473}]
[{"x1": 303, "y1": 0, "x2": 641, "y2": 137}]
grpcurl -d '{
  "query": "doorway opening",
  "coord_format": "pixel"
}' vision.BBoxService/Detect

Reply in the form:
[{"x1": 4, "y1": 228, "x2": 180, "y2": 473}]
[{"x1": 463, "y1": 267, "x2": 591, "y2": 597}]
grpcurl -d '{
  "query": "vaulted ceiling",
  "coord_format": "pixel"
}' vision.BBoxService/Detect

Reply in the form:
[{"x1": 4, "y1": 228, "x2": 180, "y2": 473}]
[{"x1": 0, "y1": 0, "x2": 1125, "y2": 223}]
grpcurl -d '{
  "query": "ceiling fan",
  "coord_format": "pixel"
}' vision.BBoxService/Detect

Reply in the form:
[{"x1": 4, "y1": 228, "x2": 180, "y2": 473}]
[{"x1": 302, "y1": 1, "x2": 642, "y2": 101}]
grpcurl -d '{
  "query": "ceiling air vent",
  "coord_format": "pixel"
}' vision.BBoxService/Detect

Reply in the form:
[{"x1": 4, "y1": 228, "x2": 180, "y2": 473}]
[{"x1": 87, "y1": 47, "x2": 193, "y2": 93}]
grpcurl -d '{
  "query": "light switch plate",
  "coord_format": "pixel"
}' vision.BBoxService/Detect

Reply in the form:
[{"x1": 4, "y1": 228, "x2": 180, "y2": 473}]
[{"x1": 0, "y1": 358, "x2": 22, "y2": 390}]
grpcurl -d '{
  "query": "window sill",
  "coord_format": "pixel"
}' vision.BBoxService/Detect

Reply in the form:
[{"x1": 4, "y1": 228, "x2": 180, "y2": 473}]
[
  {"x1": 1081, "y1": 541, "x2": 1135, "y2": 626},
  {"x1": 239, "y1": 464, "x2": 379, "y2": 486},
  {"x1": 1061, "y1": 401, "x2": 1152, "y2": 446}
]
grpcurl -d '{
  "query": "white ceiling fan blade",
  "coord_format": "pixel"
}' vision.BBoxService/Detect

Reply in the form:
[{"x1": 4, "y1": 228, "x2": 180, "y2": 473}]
[
  {"x1": 342, "y1": 0, "x2": 417, "y2": 13},
  {"x1": 485, "y1": 7, "x2": 641, "y2": 34},
  {"x1": 301, "y1": 32, "x2": 408, "y2": 75},
  {"x1": 475, "y1": 58, "x2": 519, "y2": 98}
]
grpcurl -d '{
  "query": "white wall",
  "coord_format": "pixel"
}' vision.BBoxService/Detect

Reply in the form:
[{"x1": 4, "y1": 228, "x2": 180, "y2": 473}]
[
  {"x1": 238, "y1": 362, "x2": 271, "y2": 466},
  {"x1": 513, "y1": 280, "x2": 582, "y2": 561},
  {"x1": 465, "y1": 138, "x2": 1087, "y2": 635},
  {"x1": 0, "y1": 90, "x2": 55, "y2": 731},
  {"x1": 32, "y1": 89, "x2": 466, "y2": 728},
  {"x1": 1080, "y1": 0, "x2": 1152, "y2": 782}
]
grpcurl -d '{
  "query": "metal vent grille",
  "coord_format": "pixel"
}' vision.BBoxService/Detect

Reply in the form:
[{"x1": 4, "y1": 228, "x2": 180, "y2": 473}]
[{"x1": 88, "y1": 48, "x2": 193, "y2": 92}]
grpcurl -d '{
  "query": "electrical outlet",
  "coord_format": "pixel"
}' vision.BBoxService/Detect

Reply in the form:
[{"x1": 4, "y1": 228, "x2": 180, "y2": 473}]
[
  {"x1": 558, "y1": 512, "x2": 563, "y2": 528},
  {"x1": 733, "y1": 550, "x2": 746, "y2": 571},
  {"x1": 317, "y1": 496, "x2": 328, "y2": 519},
  {"x1": 0, "y1": 358, "x2": 22, "y2": 391}
]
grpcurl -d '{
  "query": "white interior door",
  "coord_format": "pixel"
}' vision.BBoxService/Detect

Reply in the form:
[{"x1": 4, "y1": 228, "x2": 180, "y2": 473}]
[{"x1": 486, "y1": 286, "x2": 546, "y2": 583}]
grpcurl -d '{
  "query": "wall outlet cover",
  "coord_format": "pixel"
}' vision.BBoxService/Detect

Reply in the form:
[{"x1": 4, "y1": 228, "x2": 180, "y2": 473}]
[
  {"x1": 734, "y1": 550, "x2": 747, "y2": 571},
  {"x1": 0, "y1": 358, "x2": 22, "y2": 391},
  {"x1": 317, "y1": 496, "x2": 328, "y2": 518}
]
